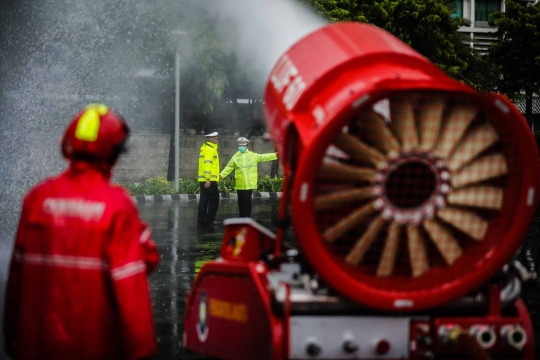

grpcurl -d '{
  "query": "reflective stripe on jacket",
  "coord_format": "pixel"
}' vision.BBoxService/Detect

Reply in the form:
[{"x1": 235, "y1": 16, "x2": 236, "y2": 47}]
[
  {"x1": 198, "y1": 142, "x2": 220, "y2": 182},
  {"x1": 220, "y1": 150, "x2": 277, "y2": 190}
]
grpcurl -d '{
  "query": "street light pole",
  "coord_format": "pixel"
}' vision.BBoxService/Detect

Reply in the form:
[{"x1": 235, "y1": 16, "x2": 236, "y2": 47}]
[
  {"x1": 172, "y1": 29, "x2": 187, "y2": 191},
  {"x1": 175, "y1": 48, "x2": 180, "y2": 191}
]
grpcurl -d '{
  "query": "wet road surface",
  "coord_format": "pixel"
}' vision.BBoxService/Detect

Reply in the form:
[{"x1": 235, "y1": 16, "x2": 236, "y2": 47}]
[{"x1": 139, "y1": 198, "x2": 280, "y2": 359}]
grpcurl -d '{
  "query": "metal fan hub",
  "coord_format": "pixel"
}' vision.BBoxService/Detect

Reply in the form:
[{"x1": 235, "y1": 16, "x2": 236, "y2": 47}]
[{"x1": 374, "y1": 151, "x2": 450, "y2": 225}]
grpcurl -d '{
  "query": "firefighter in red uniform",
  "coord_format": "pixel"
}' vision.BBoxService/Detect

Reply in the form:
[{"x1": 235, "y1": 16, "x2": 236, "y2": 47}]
[{"x1": 3, "y1": 104, "x2": 159, "y2": 360}]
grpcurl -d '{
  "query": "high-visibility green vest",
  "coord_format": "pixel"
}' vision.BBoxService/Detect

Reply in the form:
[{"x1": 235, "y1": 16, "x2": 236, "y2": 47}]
[
  {"x1": 220, "y1": 150, "x2": 277, "y2": 190},
  {"x1": 198, "y1": 142, "x2": 220, "y2": 182}
]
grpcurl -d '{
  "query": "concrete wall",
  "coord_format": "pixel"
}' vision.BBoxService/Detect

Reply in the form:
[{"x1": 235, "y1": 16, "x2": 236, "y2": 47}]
[
  {"x1": 113, "y1": 134, "x2": 280, "y2": 183},
  {"x1": 114, "y1": 135, "x2": 171, "y2": 183}
]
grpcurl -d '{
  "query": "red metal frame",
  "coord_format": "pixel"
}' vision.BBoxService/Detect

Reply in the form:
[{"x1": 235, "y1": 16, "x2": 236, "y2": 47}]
[
  {"x1": 184, "y1": 261, "x2": 286, "y2": 360},
  {"x1": 219, "y1": 219, "x2": 277, "y2": 261}
]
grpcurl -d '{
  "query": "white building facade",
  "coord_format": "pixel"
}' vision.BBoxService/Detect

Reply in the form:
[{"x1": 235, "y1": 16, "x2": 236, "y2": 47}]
[{"x1": 455, "y1": 0, "x2": 538, "y2": 54}]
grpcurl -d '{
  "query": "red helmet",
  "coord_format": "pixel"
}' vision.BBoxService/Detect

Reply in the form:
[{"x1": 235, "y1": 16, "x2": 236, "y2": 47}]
[{"x1": 61, "y1": 103, "x2": 130, "y2": 164}]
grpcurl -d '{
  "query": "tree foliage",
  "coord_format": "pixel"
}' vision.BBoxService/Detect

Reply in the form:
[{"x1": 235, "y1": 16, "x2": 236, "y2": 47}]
[
  {"x1": 488, "y1": 0, "x2": 540, "y2": 123},
  {"x1": 181, "y1": 22, "x2": 232, "y2": 114},
  {"x1": 148, "y1": 1, "x2": 253, "y2": 116},
  {"x1": 302, "y1": 0, "x2": 494, "y2": 91}
]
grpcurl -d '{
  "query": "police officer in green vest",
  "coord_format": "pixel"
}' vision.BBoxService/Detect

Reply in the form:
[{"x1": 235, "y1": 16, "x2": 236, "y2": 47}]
[
  {"x1": 220, "y1": 137, "x2": 277, "y2": 217},
  {"x1": 197, "y1": 132, "x2": 220, "y2": 228}
]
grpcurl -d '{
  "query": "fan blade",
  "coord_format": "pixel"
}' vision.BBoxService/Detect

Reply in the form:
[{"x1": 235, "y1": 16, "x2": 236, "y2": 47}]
[
  {"x1": 346, "y1": 216, "x2": 386, "y2": 265},
  {"x1": 333, "y1": 132, "x2": 386, "y2": 166},
  {"x1": 324, "y1": 144, "x2": 349, "y2": 160},
  {"x1": 323, "y1": 202, "x2": 377, "y2": 243},
  {"x1": 423, "y1": 220, "x2": 463, "y2": 265},
  {"x1": 451, "y1": 154, "x2": 507, "y2": 188},
  {"x1": 407, "y1": 225, "x2": 430, "y2": 277},
  {"x1": 390, "y1": 96, "x2": 418, "y2": 151},
  {"x1": 437, "y1": 207, "x2": 488, "y2": 241},
  {"x1": 447, "y1": 186, "x2": 504, "y2": 210},
  {"x1": 448, "y1": 124, "x2": 499, "y2": 172},
  {"x1": 435, "y1": 104, "x2": 477, "y2": 159},
  {"x1": 418, "y1": 96, "x2": 446, "y2": 151},
  {"x1": 377, "y1": 223, "x2": 401, "y2": 277},
  {"x1": 314, "y1": 187, "x2": 374, "y2": 211},
  {"x1": 318, "y1": 162, "x2": 376, "y2": 183},
  {"x1": 358, "y1": 109, "x2": 401, "y2": 154}
]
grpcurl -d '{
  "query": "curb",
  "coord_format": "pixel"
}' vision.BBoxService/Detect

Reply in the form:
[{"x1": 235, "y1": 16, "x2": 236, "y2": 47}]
[{"x1": 132, "y1": 192, "x2": 282, "y2": 203}]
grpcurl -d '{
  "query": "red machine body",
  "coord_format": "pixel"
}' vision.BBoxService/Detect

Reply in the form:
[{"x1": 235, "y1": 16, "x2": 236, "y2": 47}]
[{"x1": 184, "y1": 22, "x2": 539, "y2": 359}]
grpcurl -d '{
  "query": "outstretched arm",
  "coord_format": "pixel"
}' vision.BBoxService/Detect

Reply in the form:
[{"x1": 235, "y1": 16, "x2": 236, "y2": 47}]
[
  {"x1": 220, "y1": 158, "x2": 236, "y2": 179},
  {"x1": 258, "y1": 152, "x2": 278, "y2": 163}
]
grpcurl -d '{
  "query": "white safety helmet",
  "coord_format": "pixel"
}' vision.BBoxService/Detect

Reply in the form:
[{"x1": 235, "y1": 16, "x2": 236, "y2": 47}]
[{"x1": 237, "y1": 137, "x2": 250, "y2": 145}]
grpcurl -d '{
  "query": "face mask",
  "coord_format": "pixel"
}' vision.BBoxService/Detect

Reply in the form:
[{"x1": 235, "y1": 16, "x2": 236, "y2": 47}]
[{"x1": 239, "y1": 146, "x2": 247, "y2": 153}]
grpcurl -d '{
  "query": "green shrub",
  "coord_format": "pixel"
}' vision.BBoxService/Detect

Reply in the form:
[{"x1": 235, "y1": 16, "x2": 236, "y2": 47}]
[
  {"x1": 218, "y1": 177, "x2": 236, "y2": 194},
  {"x1": 122, "y1": 176, "x2": 199, "y2": 195},
  {"x1": 122, "y1": 176, "x2": 283, "y2": 195},
  {"x1": 257, "y1": 176, "x2": 283, "y2": 192},
  {"x1": 178, "y1": 178, "x2": 200, "y2": 194},
  {"x1": 123, "y1": 176, "x2": 175, "y2": 196}
]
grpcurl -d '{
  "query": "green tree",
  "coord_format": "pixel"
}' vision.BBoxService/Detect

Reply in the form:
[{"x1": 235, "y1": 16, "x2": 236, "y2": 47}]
[
  {"x1": 302, "y1": 0, "x2": 494, "y2": 91},
  {"x1": 180, "y1": 22, "x2": 232, "y2": 114},
  {"x1": 488, "y1": 0, "x2": 540, "y2": 126},
  {"x1": 152, "y1": 0, "x2": 259, "y2": 124}
]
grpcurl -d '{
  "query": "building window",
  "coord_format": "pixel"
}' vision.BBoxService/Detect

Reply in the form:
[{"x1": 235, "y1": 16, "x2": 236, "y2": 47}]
[
  {"x1": 451, "y1": 0, "x2": 463, "y2": 18},
  {"x1": 476, "y1": 0, "x2": 501, "y2": 21}
]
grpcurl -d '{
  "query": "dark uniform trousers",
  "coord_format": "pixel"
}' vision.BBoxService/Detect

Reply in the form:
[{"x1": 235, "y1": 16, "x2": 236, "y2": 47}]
[
  {"x1": 237, "y1": 189, "x2": 253, "y2": 218},
  {"x1": 198, "y1": 182, "x2": 219, "y2": 226}
]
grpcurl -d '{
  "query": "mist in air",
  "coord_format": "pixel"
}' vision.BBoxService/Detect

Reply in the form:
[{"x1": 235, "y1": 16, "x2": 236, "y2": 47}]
[
  {"x1": 0, "y1": 0, "x2": 325, "y2": 276},
  {"x1": 209, "y1": 0, "x2": 325, "y2": 84},
  {"x1": 0, "y1": 1, "x2": 323, "y2": 358}
]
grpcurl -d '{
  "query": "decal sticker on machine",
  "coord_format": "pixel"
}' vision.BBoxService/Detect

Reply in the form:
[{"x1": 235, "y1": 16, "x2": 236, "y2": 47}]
[
  {"x1": 527, "y1": 187, "x2": 535, "y2": 206},
  {"x1": 232, "y1": 229, "x2": 247, "y2": 257},
  {"x1": 312, "y1": 105, "x2": 326, "y2": 125},
  {"x1": 209, "y1": 298, "x2": 248, "y2": 323},
  {"x1": 494, "y1": 98, "x2": 509, "y2": 113},
  {"x1": 270, "y1": 54, "x2": 306, "y2": 111},
  {"x1": 196, "y1": 290, "x2": 209, "y2": 342}
]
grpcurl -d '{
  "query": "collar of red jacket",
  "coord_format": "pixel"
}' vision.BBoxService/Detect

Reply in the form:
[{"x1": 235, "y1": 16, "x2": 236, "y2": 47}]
[{"x1": 68, "y1": 160, "x2": 112, "y2": 180}]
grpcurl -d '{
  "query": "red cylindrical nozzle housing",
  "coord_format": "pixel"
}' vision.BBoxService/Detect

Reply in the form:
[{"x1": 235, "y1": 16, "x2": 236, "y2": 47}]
[
  {"x1": 264, "y1": 22, "x2": 539, "y2": 311},
  {"x1": 264, "y1": 22, "x2": 472, "y2": 158}
]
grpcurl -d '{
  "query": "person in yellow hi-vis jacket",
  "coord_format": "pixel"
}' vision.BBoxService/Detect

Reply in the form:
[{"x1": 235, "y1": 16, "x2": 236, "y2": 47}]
[
  {"x1": 220, "y1": 137, "x2": 277, "y2": 217},
  {"x1": 197, "y1": 132, "x2": 220, "y2": 228}
]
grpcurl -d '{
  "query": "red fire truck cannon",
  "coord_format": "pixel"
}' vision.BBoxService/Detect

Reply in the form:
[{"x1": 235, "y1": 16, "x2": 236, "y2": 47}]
[{"x1": 184, "y1": 22, "x2": 539, "y2": 360}]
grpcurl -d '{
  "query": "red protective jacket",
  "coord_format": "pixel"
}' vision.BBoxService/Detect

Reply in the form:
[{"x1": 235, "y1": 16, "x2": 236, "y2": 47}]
[{"x1": 3, "y1": 162, "x2": 159, "y2": 360}]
